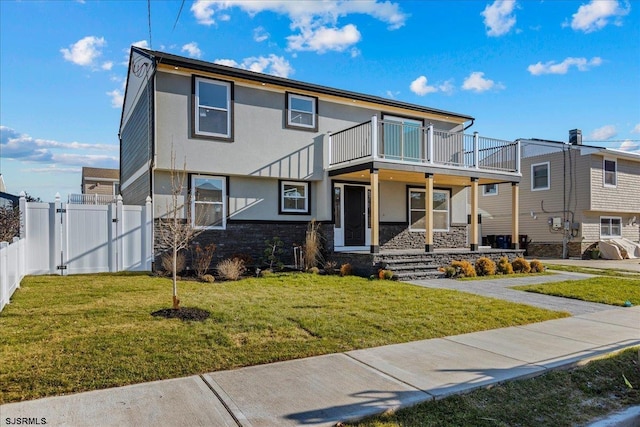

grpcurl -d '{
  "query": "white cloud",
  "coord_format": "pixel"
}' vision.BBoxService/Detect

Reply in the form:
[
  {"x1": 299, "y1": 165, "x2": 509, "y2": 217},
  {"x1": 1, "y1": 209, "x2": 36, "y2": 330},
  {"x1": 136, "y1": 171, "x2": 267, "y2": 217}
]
[
  {"x1": 618, "y1": 140, "x2": 639, "y2": 153},
  {"x1": 132, "y1": 40, "x2": 149, "y2": 49},
  {"x1": 101, "y1": 61, "x2": 113, "y2": 71},
  {"x1": 60, "y1": 36, "x2": 106, "y2": 67},
  {"x1": 287, "y1": 24, "x2": 361, "y2": 53},
  {"x1": 631, "y1": 123, "x2": 640, "y2": 133},
  {"x1": 107, "y1": 89, "x2": 124, "y2": 108},
  {"x1": 190, "y1": 0, "x2": 407, "y2": 53},
  {"x1": 589, "y1": 125, "x2": 617, "y2": 141},
  {"x1": 385, "y1": 90, "x2": 400, "y2": 99},
  {"x1": 409, "y1": 76, "x2": 455, "y2": 96},
  {"x1": 567, "y1": 0, "x2": 630, "y2": 33},
  {"x1": 214, "y1": 55, "x2": 294, "y2": 78},
  {"x1": 181, "y1": 42, "x2": 202, "y2": 58},
  {"x1": 527, "y1": 56, "x2": 603, "y2": 75},
  {"x1": 481, "y1": 0, "x2": 517, "y2": 37},
  {"x1": 253, "y1": 26, "x2": 270, "y2": 42},
  {"x1": 462, "y1": 72, "x2": 504, "y2": 93}
]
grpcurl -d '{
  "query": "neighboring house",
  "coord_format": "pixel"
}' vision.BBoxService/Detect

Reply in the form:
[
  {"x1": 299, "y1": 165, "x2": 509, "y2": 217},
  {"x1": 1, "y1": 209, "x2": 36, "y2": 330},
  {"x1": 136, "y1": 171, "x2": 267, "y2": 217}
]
[
  {"x1": 119, "y1": 47, "x2": 523, "y2": 267},
  {"x1": 479, "y1": 132, "x2": 640, "y2": 258},
  {"x1": 69, "y1": 167, "x2": 120, "y2": 204},
  {"x1": 0, "y1": 175, "x2": 19, "y2": 209}
]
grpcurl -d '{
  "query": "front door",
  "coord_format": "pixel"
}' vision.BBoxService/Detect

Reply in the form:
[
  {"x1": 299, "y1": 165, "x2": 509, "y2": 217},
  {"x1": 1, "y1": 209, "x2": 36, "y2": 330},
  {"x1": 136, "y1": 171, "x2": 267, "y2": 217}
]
[{"x1": 344, "y1": 185, "x2": 365, "y2": 246}]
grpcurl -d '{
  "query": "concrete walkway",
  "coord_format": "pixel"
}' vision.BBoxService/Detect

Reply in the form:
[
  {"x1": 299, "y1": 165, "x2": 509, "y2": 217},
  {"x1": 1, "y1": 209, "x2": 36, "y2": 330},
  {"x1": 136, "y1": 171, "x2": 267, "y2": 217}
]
[{"x1": 2, "y1": 275, "x2": 639, "y2": 427}]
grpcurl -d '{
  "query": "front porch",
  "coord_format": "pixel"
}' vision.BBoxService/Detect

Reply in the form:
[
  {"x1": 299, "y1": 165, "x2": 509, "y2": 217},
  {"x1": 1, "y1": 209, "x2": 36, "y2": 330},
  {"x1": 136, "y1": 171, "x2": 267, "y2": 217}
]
[
  {"x1": 331, "y1": 248, "x2": 526, "y2": 280},
  {"x1": 328, "y1": 116, "x2": 523, "y2": 255}
]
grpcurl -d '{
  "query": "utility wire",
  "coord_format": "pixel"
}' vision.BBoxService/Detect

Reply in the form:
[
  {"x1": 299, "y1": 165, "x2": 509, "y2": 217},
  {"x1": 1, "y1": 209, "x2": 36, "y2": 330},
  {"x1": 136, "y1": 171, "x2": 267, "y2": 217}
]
[
  {"x1": 173, "y1": 0, "x2": 186, "y2": 31},
  {"x1": 147, "y1": 0, "x2": 153, "y2": 49}
]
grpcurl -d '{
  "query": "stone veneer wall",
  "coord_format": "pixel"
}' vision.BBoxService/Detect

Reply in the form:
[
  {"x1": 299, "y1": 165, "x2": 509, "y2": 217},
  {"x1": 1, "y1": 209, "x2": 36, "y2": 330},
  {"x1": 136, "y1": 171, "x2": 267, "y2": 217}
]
[
  {"x1": 380, "y1": 223, "x2": 468, "y2": 249},
  {"x1": 154, "y1": 220, "x2": 334, "y2": 270},
  {"x1": 527, "y1": 241, "x2": 588, "y2": 258}
]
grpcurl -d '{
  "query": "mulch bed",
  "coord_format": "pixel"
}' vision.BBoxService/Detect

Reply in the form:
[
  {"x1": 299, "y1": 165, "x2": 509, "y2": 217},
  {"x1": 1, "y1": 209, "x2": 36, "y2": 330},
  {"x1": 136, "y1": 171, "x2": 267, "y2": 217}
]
[{"x1": 151, "y1": 307, "x2": 211, "y2": 322}]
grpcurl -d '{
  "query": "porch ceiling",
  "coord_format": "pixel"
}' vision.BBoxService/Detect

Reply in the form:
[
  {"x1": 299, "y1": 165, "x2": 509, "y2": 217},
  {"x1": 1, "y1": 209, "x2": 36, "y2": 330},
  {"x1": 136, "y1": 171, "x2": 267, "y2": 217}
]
[{"x1": 333, "y1": 169, "x2": 509, "y2": 187}]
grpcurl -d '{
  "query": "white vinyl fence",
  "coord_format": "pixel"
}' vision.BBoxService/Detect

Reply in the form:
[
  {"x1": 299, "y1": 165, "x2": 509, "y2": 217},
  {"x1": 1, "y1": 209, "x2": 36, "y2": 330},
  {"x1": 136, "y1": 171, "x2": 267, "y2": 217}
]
[{"x1": 0, "y1": 193, "x2": 153, "y2": 311}]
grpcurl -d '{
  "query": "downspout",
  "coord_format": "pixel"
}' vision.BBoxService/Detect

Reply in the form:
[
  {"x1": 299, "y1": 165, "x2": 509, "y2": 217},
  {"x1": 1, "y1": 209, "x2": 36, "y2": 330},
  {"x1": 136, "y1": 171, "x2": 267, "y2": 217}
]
[
  {"x1": 562, "y1": 144, "x2": 568, "y2": 259},
  {"x1": 463, "y1": 119, "x2": 475, "y2": 131}
]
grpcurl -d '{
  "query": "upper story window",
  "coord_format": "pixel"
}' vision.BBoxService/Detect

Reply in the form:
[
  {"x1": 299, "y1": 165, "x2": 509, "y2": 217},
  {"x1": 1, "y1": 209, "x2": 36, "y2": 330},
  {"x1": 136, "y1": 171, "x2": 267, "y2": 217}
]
[
  {"x1": 286, "y1": 92, "x2": 318, "y2": 131},
  {"x1": 280, "y1": 180, "x2": 310, "y2": 214},
  {"x1": 483, "y1": 183, "x2": 498, "y2": 196},
  {"x1": 409, "y1": 188, "x2": 449, "y2": 232},
  {"x1": 603, "y1": 158, "x2": 617, "y2": 187},
  {"x1": 600, "y1": 216, "x2": 621, "y2": 238},
  {"x1": 191, "y1": 175, "x2": 226, "y2": 229},
  {"x1": 531, "y1": 162, "x2": 550, "y2": 191},
  {"x1": 193, "y1": 76, "x2": 233, "y2": 140}
]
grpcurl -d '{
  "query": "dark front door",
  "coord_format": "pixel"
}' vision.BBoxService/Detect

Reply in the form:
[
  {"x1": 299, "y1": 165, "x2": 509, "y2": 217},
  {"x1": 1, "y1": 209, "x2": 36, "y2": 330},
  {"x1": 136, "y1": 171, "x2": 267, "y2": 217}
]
[{"x1": 344, "y1": 185, "x2": 365, "y2": 246}]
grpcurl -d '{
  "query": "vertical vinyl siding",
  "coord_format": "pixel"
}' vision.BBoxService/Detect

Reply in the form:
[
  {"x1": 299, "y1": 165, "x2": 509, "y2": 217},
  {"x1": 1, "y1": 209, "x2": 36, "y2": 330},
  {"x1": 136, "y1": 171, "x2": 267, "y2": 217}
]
[{"x1": 120, "y1": 84, "x2": 152, "y2": 205}]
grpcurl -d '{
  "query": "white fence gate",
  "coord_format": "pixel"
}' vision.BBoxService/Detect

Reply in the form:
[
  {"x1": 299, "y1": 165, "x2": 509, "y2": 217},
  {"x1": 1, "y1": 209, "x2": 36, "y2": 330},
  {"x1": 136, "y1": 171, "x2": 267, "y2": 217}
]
[{"x1": 1, "y1": 194, "x2": 153, "y2": 310}]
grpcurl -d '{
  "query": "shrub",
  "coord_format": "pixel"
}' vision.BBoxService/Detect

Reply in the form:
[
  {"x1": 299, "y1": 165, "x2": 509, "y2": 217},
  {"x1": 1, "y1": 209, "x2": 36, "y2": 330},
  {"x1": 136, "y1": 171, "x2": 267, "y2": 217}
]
[
  {"x1": 451, "y1": 260, "x2": 476, "y2": 278},
  {"x1": 512, "y1": 257, "x2": 531, "y2": 274},
  {"x1": 378, "y1": 269, "x2": 394, "y2": 280},
  {"x1": 497, "y1": 256, "x2": 514, "y2": 275},
  {"x1": 191, "y1": 243, "x2": 216, "y2": 278},
  {"x1": 217, "y1": 258, "x2": 246, "y2": 281},
  {"x1": 231, "y1": 253, "x2": 253, "y2": 267},
  {"x1": 307, "y1": 266, "x2": 320, "y2": 275},
  {"x1": 260, "y1": 269, "x2": 273, "y2": 278},
  {"x1": 263, "y1": 237, "x2": 284, "y2": 270},
  {"x1": 323, "y1": 260, "x2": 338, "y2": 275},
  {"x1": 304, "y1": 219, "x2": 323, "y2": 269},
  {"x1": 440, "y1": 266, "x2": 456, "y2": 278},
  {"x1": 201, "y1": 274, "x2": 215, "y2": 283},
  {"x1": 475, "y1": 257, "x2": 496, "y2": 276},
  {"x1": 530, "y1": 259, "x2": 545, "y2": 273},
  {"x1": 340, "y1": 263, "x2": 353, "y2": 276},
  {"x1": 161, "y1": 251, "x2": 186, "y2": 276}
]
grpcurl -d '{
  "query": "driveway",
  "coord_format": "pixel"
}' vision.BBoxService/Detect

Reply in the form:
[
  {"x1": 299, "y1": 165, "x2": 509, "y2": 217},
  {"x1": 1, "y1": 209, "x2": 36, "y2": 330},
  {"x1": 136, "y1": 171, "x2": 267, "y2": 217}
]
[{"x1": 539, "y1": 257, "x2": 640, "y2": 273}]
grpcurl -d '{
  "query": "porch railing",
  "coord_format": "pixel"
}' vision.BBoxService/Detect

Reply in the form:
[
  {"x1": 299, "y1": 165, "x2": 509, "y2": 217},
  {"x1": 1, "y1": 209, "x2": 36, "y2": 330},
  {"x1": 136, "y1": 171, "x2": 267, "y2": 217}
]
[
  {"x1": 329, "y1": 116, "x2": 520, "y2": 173},
  {"x1": 68, "y1": 193, "x2": 118, "y2": 205}
]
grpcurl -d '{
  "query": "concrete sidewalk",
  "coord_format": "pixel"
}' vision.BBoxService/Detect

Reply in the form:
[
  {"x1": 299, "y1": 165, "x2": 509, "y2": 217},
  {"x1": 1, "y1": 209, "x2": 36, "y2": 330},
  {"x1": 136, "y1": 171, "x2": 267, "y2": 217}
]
[{"x1": 3, "y1": 305, "x2": 638, "y2": 427}]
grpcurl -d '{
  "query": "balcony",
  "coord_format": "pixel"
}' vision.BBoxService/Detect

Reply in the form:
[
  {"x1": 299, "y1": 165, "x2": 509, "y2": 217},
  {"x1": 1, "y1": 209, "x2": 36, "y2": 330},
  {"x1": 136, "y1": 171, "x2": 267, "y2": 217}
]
[
  {"x1": 329, "y1": 116, "x2": 520, "y2": 175},
  {"x1": 68, "y1": 194, "x2": 118, "y2": 205}
]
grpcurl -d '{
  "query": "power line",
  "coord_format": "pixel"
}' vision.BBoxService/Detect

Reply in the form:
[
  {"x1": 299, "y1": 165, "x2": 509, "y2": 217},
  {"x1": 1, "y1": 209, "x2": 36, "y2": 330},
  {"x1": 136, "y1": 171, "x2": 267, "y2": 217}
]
[
  {"x1": 147, "y1": 0, "x2": 153, "y2": 49},
  {"x1": 173, "y1": 0, "x2": 186, "y2": 32}
]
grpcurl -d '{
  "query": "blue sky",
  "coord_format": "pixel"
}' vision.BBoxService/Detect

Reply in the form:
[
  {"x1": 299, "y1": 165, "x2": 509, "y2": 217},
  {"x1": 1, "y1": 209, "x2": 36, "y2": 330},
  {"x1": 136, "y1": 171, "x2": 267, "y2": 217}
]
[{"x1": 1, "y1": 0, "x2": 638, "y2": 201}]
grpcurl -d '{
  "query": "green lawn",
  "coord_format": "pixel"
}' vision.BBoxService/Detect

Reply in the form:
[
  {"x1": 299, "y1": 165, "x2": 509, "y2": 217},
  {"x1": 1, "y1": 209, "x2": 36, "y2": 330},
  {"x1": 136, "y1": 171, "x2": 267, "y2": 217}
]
[
  {"x1": 513, "y1": 276, "x2": 640, "y2": 306},
  {"x1": 351, "y1": 347, "x2": 640, "y2": 427},
  {"x1": 0, "y1": 273, "x2": 567, "y2": 403}
]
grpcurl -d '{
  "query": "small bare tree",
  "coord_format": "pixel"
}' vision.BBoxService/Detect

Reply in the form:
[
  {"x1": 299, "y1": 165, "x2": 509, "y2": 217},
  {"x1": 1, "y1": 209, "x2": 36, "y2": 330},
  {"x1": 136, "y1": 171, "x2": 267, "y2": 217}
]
[
  {"x1": 156, "y1": 149, "x2": 201, "y2": 309},
  {"x1": 0, "y1": 205, "x2": 20, "y2": 242}
]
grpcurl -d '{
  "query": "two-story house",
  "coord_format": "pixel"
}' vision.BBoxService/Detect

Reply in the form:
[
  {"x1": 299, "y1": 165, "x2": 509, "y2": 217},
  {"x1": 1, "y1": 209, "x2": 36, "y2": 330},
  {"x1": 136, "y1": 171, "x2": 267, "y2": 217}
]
[
  {"x1": 479, "y1": 132, "x2": 640, "y2": 258},
  {"x1": 119, "y1": 47, "x2": 524, "y2": 273}
]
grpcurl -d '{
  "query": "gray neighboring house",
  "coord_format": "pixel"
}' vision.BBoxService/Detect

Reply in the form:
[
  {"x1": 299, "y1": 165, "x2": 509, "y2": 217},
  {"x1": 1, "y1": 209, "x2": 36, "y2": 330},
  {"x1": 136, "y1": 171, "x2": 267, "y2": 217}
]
[
  {"x1": 119, "y1": 47, "x2": 524, "y2": 268},
  {"x1": 479, "y1": 133, "x2": 640, "y2": 258}
]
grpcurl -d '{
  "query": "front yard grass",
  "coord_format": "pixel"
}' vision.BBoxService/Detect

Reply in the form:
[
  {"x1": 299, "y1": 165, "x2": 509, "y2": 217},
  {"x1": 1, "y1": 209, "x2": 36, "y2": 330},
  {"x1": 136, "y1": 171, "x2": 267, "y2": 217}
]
[
  {"x1": 351, "y1": 347, "x2": 640, "y2": 427},
  {"x1": 0, "y1": 273, "x2": 567, "y2": 403},
  {"x1": 513, "y1": 276, "x2": 640, "y2": 306}
]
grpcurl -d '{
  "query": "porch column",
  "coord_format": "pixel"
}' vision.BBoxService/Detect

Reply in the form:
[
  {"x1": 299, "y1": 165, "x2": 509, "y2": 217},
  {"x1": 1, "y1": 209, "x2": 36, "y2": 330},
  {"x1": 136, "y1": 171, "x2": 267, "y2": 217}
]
[
  {"x1": 370, "y1": 168, "x2": 379, "y2": 253},
  {"x1": 470, "y1": 178, "x2": 479, "y2": 251},
  {"x1": 512, "y1": 182, "x2": 520, "y2": 249},
  {"x1": 425, "y1": 173, "x2": 434, "y2": 252}
]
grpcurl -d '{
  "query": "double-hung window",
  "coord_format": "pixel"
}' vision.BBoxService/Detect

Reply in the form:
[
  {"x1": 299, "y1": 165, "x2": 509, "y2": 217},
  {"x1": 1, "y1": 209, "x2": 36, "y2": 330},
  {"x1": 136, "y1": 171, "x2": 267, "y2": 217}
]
[
  {"x1": 409, "y1": 188, "x2": 449, "y2": 232},
  {"x1": 603, "y1": 159, "x2": 617, "y2": 187},
  {"x1": 192, "y1": 175, "x2": 226, "y2": 229},
  {"x1": 531, "y1": 162, "x2": 550, "y2": 191},
  {"x1": 286, "y1": 92, "x2": 317, "y2": 131},
  {"x1": 194, "y1": 76, "x2": 232, "y2": 139},
  {"x1": 280, "y1": 181, "x2": 310, "y2": 214},
  {"x1": 600, "y1": 216, "x2": 621, "y2": 238}
]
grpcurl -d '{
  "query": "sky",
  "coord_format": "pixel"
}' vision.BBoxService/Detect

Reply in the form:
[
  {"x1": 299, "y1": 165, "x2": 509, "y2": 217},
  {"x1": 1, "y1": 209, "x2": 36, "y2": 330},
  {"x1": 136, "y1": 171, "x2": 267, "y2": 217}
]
[{"x1": 1, "y1": 0, "x2": 639, "y2": 201}]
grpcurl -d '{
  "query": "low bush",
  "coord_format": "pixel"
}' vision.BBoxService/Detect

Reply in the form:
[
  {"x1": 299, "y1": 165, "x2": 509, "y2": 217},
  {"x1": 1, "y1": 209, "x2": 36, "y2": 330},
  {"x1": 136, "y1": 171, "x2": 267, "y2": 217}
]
[
  {"x1": 323, "y1": 260, "x2": 338, "y2": 275},
  {"x1": 201, "y1": 274, "x2": 215, "y2": 283},
  {"x1": 475, "y1": 257, "x2": 497, "y2": 276},
  {"x1": 512, "y1": 257, "x2": 531, "y2": 274},
  {"x1": 340, "y1": 263, "x2": 353, "y2": 276},
  {"x1": 530, "y1": 259, "x2": 545, "y2": 273},
  {"x1": 307, "y1": 266, "x2": 320, "y2": 275},
  {"x1": 161, "y1": 251, "x2": 186, "y2": 276},
  {"x1": 217, "y1": 258, "x2": 246, "y2": 281},
  {"x1": 451, "y1": 260, "x2": 476, "y2": 278},
  {"x1": 497, "y1": 256, "x2": 514, "y2": 275},
  {"x1": 441, "y1": 266, "x2": 457, "y2": 278},
  {"x1": 378, "y1": 269, "x2": 394, "y2": 280},
  {"x1": 191, "y1": 243, "x2": 216, "y2": 278}
]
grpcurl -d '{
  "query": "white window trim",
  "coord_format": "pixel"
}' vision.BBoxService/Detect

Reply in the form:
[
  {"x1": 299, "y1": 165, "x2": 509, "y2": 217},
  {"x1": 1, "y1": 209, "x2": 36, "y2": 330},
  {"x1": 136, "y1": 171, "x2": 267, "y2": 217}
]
[
  {"x1": 194, "y1": 77, "x2": 231, "y2": 138},
  {"x1": 191, "y1": 175, "x2": 227, "y2": 230},
  {"x1": 408, "y1": 188, "x2": 449, "y2": 232},
  {"x1": 483, "y1": 183, "x2": 498, "y2": 196},
  {"x1": 600, "y1": 216, "x2": 622, "y2": 238},
  {"x1": 603, "y1": 158, "x2": 617, "y2": 188},
  {"x1": 280, "y1": 180, "x2": 309, "y2": 214},
  {"x1": 287, "y1": 93, "x2": 316, "y2": 129},
  {"x1": 531, "y1": 161, "x2": 550, "y2": 191}
]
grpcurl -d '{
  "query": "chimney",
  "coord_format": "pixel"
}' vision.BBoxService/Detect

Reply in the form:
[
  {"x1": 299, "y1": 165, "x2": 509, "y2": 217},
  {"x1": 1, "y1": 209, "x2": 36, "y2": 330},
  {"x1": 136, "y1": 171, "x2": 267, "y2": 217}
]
[{"x1": 569, "y1": 129, "x2": 582, "y2": 145}]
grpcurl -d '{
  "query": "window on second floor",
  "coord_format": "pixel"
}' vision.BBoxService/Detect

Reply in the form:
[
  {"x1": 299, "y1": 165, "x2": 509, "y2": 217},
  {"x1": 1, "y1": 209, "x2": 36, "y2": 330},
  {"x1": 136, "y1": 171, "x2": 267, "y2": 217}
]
[
  {"x1": 603, "y1": 159, "x2": 617, "y2": 187},
  {"x1": 286, "y1": 92, "x2": 318, "y2": 131},
  {"x1": 531, "y1": 162, "x2": 550, "y2": 191},
  {"x1": 193, "y1": 76, "x2": 233, "y2": 140},
  {"x1": 600, "y1": 216, "x2": 621, "y2": 238},
  {"x1": 483, "y1": 183, "x2": 498, "y2": 196}
]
